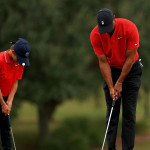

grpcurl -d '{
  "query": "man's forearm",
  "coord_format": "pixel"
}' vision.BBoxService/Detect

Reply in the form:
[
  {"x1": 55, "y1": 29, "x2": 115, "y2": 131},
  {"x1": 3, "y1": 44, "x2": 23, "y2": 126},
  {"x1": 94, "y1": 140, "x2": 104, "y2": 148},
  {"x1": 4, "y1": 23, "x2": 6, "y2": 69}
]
[
  {"x1": 117, "y1": 49, "x2": 137, "y2": 84},
  {"x1": 99, "y1": 60, "x2": 113, "y2": 90},
  {"x1": 117, "y1": 57, "x2": 134, "y2": 84},
  {"x1": 97, "y1": 54, "x2": 115, "y2": 100}
]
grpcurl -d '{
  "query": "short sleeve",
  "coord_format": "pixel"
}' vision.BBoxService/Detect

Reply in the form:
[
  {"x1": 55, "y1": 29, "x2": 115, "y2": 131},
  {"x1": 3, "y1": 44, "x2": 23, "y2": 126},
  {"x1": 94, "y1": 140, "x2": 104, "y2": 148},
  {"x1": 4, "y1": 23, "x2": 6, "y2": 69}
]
[
  {"x1": 0, "y1": 61, "x2": 2, "y2": 72},
  {"x1": 17, "y1": 65, "x2": 24, "y2": 80},
  {"x1": 126, "y1": 23, "x2": 139, "y2": 50},
  {"x1": 90, "y1": 31, "x2": 104, "y2": 55}
]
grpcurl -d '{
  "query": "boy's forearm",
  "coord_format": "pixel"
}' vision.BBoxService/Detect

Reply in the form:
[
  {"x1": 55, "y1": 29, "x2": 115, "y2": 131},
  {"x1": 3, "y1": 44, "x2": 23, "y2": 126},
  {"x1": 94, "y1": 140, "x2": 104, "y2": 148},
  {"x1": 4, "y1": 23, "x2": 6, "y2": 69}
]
[
  {"x1": 0, "y1": 89, "x2": 5, "y2": 106},
  {"x1": 7, "y1": 80, "x2": 18, "y2": 103}
]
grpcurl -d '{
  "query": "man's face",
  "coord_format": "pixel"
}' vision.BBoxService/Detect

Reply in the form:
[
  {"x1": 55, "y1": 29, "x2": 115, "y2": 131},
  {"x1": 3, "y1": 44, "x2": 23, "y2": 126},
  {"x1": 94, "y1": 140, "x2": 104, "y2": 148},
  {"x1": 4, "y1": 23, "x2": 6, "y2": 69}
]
[{"x1": 108, "y1": 19, "x2": 115, "y2": 34}]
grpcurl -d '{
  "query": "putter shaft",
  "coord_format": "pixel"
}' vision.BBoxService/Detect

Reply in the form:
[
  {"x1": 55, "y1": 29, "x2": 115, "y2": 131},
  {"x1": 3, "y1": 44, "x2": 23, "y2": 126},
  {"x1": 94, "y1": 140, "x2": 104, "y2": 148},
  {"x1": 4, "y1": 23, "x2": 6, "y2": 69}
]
[
  {"x1": 101, "y1": 100, "x2": 116, "y2": 150},
  {"x1": 9, "y1": 115, "x2": 17, "y2": 150}
]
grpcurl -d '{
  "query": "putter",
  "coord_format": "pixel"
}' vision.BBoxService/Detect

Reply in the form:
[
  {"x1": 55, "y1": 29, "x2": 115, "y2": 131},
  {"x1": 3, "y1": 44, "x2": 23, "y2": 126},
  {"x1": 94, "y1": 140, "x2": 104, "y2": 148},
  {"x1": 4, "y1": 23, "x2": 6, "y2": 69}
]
[
  {"x1": 8, "y1": 115, "x2": 17, "y2": 150},
  {"x1": 101, "y1": 99, "x2": 116, "y2": 150}
]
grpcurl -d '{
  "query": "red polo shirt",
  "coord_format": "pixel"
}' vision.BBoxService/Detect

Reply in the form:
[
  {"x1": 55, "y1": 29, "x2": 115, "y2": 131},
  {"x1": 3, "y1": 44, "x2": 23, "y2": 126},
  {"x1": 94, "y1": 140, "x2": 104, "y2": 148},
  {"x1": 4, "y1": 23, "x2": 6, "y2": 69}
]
[
  {"x1": 90, "y1": 18, "x2": 139, "y2": 69},
  {"x1": 0, "y1": 50, "x2": 24, "y2": 97}
]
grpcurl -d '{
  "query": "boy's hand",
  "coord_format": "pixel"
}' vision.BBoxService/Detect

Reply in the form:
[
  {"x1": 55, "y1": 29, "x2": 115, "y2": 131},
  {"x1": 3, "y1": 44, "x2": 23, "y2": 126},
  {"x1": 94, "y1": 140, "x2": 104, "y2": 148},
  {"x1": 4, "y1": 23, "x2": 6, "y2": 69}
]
[
  {"x1": 1, "y1": 103, "x2": 9, "y2": 115},
  {"x1": 6, "y1": 101, "x2": 12, "y2": 115}
]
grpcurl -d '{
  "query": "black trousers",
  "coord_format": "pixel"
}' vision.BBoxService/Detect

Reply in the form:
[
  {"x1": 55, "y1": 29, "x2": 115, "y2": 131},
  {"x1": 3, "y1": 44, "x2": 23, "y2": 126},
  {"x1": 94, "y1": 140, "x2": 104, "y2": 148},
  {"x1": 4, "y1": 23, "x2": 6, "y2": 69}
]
[
  {"x1": 103, "y1": 60, "x2": 142, "y2": 150},
  {"x1": 0, "y1": 97, "x2": 12, "y2": 150}
]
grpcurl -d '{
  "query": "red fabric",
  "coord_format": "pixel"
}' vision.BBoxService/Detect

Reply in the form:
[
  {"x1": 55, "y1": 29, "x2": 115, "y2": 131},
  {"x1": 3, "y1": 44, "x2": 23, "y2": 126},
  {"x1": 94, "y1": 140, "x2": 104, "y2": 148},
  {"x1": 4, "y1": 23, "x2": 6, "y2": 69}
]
[
  {"x1": 0, "y1": 50, "x2": 24, "y2": 97},
  {"x1": 90, "y1": 18, "x2": 139, "y2": 69}
]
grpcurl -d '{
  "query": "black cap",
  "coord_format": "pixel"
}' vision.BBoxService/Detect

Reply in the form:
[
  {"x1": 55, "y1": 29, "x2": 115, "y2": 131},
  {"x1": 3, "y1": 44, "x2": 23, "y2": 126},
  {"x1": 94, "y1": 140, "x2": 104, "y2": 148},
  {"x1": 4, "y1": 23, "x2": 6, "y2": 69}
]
[
  {"x1": 14, "y1": 38, "x2": 31, "y2": 66},
  {"x1": 97, "y1": 8, "x2": 114, "y2": 33}
]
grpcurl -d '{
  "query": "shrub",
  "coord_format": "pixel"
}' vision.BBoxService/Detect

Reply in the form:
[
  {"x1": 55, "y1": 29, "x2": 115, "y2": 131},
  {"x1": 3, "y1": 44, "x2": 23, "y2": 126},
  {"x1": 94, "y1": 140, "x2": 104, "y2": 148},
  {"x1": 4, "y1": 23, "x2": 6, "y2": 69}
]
[{"x1": 39, "y1": 117, "x2": 106, "y2": 150}]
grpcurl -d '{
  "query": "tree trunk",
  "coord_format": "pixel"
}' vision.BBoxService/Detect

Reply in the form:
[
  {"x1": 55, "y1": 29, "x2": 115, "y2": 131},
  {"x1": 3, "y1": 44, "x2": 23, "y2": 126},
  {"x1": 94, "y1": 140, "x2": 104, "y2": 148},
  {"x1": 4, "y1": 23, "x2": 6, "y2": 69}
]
[{"x1": 38, "y1": 101, "x2": 59, "y2": 141}]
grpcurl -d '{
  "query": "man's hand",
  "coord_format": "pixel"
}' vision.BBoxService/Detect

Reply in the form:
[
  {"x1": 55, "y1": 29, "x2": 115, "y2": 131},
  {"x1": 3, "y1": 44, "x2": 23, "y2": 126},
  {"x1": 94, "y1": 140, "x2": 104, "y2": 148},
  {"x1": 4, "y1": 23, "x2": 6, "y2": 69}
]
[
  {"x1": 114, "y1": 81, "x2": 122, "y2": 99},
  {"x1": 1, "y1": 103, "x2": 9, "y2": 115},
  {"x1": 109, "y1": 87, "x2": 116, "y2": 100}
]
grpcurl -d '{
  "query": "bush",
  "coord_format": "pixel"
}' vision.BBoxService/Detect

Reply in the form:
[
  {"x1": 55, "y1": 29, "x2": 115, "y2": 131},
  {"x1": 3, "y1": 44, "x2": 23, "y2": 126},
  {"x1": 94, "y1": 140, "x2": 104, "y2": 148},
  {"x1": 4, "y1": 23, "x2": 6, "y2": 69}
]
[
  {"x1": 136, "y1": 119, "x2": 149, "y2": 134},
  {"x1": 39, "y1": 117, "x2": 106, "y2": 150}
]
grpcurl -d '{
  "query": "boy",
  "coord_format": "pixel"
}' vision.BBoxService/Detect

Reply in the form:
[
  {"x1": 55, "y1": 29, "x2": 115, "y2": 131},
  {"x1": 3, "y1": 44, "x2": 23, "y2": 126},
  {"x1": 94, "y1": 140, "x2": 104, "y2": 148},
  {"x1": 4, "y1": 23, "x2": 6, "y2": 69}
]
[{"x1": 0, "y1": 38, "x2": 31, "y2": 150}]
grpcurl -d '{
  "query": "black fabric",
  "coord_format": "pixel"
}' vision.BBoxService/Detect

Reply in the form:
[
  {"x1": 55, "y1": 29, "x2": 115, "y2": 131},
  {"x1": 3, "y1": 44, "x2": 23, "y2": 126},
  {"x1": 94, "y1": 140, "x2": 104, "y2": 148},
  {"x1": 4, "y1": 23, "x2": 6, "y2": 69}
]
[
  {"x1": 97, "y1": 8, "x2": 114, "y2": 33},
  {"x1": 103, "y1": 60, "x2": 142, "y2": 150},
  {"x1": 0, "y1": 97, "x2": 12, "y2": 150}
]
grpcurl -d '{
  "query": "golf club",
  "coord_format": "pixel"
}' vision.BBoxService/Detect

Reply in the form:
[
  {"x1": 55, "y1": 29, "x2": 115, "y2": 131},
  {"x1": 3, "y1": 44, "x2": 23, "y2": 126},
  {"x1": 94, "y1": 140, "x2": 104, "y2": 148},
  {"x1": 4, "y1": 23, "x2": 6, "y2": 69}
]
[
  {"x1": 101, "y1": 99, "x2": 116, "y2": 150},
  {"x1": 8, "y1": 115, "x2": 17, "y2": 150}
]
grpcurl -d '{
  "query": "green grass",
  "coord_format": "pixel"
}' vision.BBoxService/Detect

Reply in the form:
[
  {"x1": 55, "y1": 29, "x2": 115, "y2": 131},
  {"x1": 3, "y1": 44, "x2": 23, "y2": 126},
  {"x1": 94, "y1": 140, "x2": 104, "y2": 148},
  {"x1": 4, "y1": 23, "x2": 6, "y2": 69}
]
[
  {"x1": 118, "y1": 142, "x2": 150, "y2": 150},
  {"x1": 134, "y1": 141, "x2": 150, "y2": 150},
  {"x1": 53, "y1": 98, "x2": 106, "y2": 120},
  {"x1": 16, "y1": 102, "x2": 38, "y2": 121}
]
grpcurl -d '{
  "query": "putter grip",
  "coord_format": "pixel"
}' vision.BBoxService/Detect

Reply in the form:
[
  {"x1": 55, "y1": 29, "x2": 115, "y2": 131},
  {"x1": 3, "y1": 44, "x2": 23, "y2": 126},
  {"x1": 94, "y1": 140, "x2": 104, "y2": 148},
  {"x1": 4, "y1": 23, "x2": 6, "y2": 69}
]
[{"x1": 112, "y1": 100, "x2": 116, "y2": 107}]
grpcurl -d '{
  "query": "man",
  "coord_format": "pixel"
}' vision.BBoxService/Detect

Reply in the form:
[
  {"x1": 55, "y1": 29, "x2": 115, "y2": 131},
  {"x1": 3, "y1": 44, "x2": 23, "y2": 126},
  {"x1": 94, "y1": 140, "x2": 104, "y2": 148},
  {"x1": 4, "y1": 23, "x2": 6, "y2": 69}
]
[
  {"x1": 90, "y1": 8, "x2": 142, "y2": 150},
  {"x1": 0, "y1": 38, "x2": 31, "y2": 150}
]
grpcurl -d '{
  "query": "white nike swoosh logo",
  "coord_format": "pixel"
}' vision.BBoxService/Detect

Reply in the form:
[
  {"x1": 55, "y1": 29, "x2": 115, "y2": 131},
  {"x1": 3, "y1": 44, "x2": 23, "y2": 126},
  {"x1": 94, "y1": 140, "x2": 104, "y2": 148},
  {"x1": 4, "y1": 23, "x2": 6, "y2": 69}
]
[{"x1": 117, "y1": 37, "x2": 123, "y2": 39}]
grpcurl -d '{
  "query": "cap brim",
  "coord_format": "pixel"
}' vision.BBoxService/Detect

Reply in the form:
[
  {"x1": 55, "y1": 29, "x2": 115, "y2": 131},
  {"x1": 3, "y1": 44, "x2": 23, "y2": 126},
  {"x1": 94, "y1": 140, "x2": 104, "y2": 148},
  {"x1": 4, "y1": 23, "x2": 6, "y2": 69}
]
[
  {"x1": 98, "y1": 23, "x2": 113, "y2": 33},
  {"x1": 17, "y1": 55, "x2": 30, "y2": 66}
]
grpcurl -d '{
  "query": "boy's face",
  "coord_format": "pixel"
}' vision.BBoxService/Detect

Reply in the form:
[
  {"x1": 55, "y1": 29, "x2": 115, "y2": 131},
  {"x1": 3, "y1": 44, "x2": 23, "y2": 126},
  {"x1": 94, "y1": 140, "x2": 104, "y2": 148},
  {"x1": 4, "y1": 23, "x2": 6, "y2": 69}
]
[{"x1": 11, "y1": 50, "x2": 18, "y2": 63}]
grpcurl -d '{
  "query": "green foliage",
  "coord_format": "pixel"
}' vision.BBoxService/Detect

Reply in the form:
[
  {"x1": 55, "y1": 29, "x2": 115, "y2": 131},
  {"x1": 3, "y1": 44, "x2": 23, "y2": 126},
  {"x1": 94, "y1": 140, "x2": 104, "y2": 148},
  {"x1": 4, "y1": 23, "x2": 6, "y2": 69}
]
[
  {"x1": 10, "y1": 97, "x2": 21, "y2": 119},
  {"x1": 0, "y1": 0, "x2": 149, "y2": 109},
  {"x1": 136, "y1": 119, "x2": 149, "y2": 134},
  {"x1": 130, "y1": 0, "x2": 150, "y2": 91},
  {"x1": 39, "y1": 117, "x2": 105, "y2": 150},
  {"x1": 1, "y1": 0, "x2": 150, "y2": 144},
  {"x1": 16, "y1": 0, "x2": 103, "y2": 106}
]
